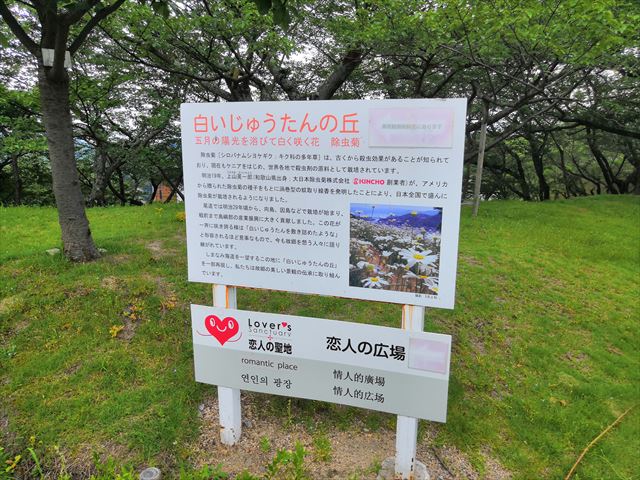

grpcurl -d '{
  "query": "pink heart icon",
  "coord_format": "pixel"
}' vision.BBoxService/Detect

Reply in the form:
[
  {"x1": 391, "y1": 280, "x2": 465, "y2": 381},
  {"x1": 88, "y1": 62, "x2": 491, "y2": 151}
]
[
  {"x1": 281, "y1": 322, "x2": 288, "y2": 327},
  {"x1": 204, "y1": 315, "x2": 239, "y2": 345}
]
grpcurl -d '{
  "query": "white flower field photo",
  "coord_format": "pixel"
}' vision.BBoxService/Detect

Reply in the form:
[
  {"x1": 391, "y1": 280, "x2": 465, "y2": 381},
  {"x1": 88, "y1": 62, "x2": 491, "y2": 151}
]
[{"x1": 349, "y1": 203, "x2": 442, "y2": 295}]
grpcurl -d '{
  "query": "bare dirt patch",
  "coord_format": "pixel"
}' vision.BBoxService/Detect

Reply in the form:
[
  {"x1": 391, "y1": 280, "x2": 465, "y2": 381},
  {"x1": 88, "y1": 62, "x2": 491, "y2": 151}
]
[
  {"x1": 140, "y1": 273, "x2": 180, "y2": 313},
  {"x1": 116, "y1": 304, "x2": 142, "y2": 341},
  {"x1": 101, "y1": 276, "x2": 121, "y2": 291},
  {"x1": 468, "y1": 336, "x2": 486, "y2": 356},
  {"x1": 459, "y1": 255, "x2": 482, "y2": 267},
  {"x1": 58, "y1": 441, "x2": 135, "y2": 479},
  {"x1": 191, "y1": 394, "x2": 512, "y2": 479},
  {"x1": 561, "y1": 351, "x2": 591, "y2": 373},
  {"x1": 607, "y1": 345, "x2": 623, "y2": 356},
  {"x1": 0, "y1": 409, "x2": 9, "y2": 439},
  {"x1": 147, "y1": 274, "x2": 172, "y2": 297},
  {"x1": 64, "y1": 285, "x2": 94, "y2": 298},
  {"x1": 192, "y1": 394, "x2": 391, "y2": 478},
  {"x1": 63, "y1": 362, "x2": 82, "y2": 376},
  {"x1": 422, "y1": 444, "x2": 512, "y2": 480},
  {"x1": 103, "y1": 253, "x2": 134, "y2": 265},
  {"x1": 146, "y1": 240, "x2": 177, "y2": 260},
  {"x1": 481, "y1": 448, "x2": 512, "y2": 480},
  {"x1": 12, "y1": 319, "x2": 29, "y2": 334}
]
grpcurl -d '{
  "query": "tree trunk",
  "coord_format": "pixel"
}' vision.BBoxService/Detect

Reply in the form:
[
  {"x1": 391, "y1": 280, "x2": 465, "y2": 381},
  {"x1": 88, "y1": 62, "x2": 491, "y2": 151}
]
[
  {"x1": 157, "y1": 166, "x2": 184, "y2": 202},
  {"x1": 129, "y1": 174, "x2": 141, "y2": 205},
  {"x1": 586, "y1": 128, "x2": 620, "y2": 194},
  {"x1": 553, "y1": 137, "x2": 572, "y2": 198},
  {"x1": 38, "y1": 65, "x2": 100, "y2": 261},
  {"x1": 315, "y1": 49, "x2": 364, "y2": 100},
  {"x1": 623, "y1": 139, "x2": 640, "y2": 194},
  {"x1": 107, "y1": 178, "x2": 126, "y2": 203},
  {"x1": 88, "y1": 145, "x2": 109, "y2": 206},
  {"x1": 116, "y1": 166, "x2": 126, "y2": 206},
  {"x1": 505, "y1": 145, "x2": 532, "y2": 201},
  {"x1": 627, "y1": 168, "x2": 640, "y2": 195},
  {"x1": 525, "y1": 129, "x2": 550, "y2": 201},
  {"x1": 11, "y1": 153, "x2": 22, "y2": 205},
  {"x1": 531, "y1": 150, "x2": 550, "y2": 201},
  {"x1": 513, "y1": 155, "x2": 532, "y2": 201}
]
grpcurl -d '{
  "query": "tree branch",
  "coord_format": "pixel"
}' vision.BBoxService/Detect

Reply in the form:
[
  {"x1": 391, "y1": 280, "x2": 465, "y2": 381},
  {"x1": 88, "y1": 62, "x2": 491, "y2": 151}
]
[
  {"x1": 100, "y1": 27, "x2": 234, "y2": 101},
  {"x1": 62, "y1": 0, "x2": 100, "y2": 25},
  {"x1": 69, "y1": 0, "x2": 126, "y2": 54},
  {"x1": 0, "y1": 0, "x2": 38, "y2": 55},
  {"x1": 557, "y1": 114, "x2": 640, "y2": 140},
  {"x1": 314, "y1": 48, "x2": 365, "y2": 100}
]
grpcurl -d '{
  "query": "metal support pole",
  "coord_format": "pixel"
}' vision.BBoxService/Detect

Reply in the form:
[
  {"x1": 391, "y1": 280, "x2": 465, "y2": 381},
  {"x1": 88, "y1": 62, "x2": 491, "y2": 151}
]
[
  {"x1": 395, "y1": 304, "x2": 427, "y2": 479},
  {"x1": 472, "y1": 99, "x2": 488, "y2": 218},
  {"x1": 213, "y1": 284, "x2": 242, "y2": 445}
]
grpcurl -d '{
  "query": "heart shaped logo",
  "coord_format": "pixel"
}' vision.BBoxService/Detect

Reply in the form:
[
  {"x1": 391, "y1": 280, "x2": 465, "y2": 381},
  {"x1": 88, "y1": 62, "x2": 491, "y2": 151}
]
[
  {"x1": 204, "y1": 315, "x2": 239, "y2": 345},
  {"x1": 281, "y1": 322, "x2": 288, "y2": 327}
]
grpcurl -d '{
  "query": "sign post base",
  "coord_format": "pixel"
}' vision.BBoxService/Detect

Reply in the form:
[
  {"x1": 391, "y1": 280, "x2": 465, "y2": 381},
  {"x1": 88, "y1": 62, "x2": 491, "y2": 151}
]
[
  {"x1": 393, "y1": 304, "x2": 431, "y2": 479},
  {"x1": 377, "y1": 457, "x2": 429, "y2": 480}
]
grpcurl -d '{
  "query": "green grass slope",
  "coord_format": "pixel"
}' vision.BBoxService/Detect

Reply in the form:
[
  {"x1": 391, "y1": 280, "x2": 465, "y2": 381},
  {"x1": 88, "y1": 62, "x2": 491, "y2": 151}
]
[{"x1": 0, "y1": 196, "x2": 638, "y2": 479}]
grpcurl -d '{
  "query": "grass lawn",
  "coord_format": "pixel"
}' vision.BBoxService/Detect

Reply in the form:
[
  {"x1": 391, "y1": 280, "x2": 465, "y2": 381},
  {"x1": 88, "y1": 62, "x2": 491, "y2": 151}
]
[{"x1": 0, "y1": 196, "x2": 638, "y2": 479}]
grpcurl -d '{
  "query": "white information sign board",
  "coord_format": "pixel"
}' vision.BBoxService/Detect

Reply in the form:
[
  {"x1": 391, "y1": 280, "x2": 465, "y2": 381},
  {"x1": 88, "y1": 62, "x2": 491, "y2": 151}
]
[
  {"x1": 192, "y1": 304, "x2": 451, "y2": 422},
  {"x1": 181, "y1": 99, "x2": 467, "y2": 309}
]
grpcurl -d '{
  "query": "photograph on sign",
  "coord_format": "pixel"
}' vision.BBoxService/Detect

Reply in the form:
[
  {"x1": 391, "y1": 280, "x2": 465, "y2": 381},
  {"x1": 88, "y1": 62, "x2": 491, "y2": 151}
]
[
  {"x1": 349, "y1": 202, "x2": 441, "y2": 294},
  {"x1": 180, "y1": 99, "x2": 467, "y2": 308},
  {"x1": 191, "y1": 304, "x2": 452, "y2": 422}
]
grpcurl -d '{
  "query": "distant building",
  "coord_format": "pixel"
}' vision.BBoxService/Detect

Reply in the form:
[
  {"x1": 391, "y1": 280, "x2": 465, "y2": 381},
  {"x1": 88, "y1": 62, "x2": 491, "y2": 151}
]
[{"x1": 140, "y1": 181, "x2": 183, "y2": 203}]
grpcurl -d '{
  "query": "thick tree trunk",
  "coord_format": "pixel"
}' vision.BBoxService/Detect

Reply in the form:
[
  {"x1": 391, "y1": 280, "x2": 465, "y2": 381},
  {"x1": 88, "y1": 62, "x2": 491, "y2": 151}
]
[
  {"x1": 11, "y1": 153, "x2": 22, "y2": 205},
  {"x1": 38, "y1": 65, "x2": 100, "y2": 261}
]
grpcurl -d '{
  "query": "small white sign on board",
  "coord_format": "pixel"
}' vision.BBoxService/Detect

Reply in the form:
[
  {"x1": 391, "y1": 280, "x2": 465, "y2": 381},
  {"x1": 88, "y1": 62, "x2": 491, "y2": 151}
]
[
  {"x1": 192, "y1": 304, "x2": 452, "y2": 422},
  {"x1": 180, "y1": 98, "x2": 467, "y2": 309}
]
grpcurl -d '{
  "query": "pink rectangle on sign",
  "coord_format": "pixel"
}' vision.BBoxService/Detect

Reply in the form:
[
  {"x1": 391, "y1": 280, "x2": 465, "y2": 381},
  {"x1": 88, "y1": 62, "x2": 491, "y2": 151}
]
[
  {"x1": 408, "y1": 337, "x2": 450, "y2": 374},
  {"x1": 369, "y1": 108, "x2": 454, "y2": 148}
]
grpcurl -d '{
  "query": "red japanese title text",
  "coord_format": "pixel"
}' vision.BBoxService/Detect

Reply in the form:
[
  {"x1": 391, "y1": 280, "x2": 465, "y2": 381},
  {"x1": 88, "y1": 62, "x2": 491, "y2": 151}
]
[{"x1": 193, "y1": 112, "x2": 360, "y2": 135}]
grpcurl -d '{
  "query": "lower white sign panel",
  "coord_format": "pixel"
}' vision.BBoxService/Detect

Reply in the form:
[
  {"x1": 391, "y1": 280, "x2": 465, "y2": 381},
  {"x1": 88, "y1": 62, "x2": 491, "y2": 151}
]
[{"x1": 191, "y1": 305, "x2": 451, "y2": 422}]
